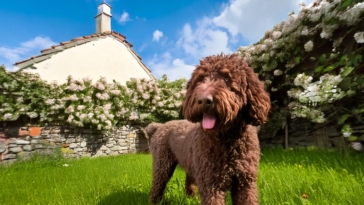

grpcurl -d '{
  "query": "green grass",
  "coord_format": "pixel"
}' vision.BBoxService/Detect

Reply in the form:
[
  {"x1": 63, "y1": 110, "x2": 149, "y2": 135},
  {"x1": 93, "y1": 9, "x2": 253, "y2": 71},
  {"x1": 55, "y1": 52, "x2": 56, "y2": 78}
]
[{"x1": 0, "y1": 149, "x2": 363, "y2": 205}]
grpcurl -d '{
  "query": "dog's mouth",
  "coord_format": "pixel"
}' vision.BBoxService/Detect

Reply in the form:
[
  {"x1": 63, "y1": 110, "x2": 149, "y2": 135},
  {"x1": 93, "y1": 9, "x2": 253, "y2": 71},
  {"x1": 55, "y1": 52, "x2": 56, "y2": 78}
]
[{"x1": 202, "y1": 113, "x2": 217, "y2": 130}]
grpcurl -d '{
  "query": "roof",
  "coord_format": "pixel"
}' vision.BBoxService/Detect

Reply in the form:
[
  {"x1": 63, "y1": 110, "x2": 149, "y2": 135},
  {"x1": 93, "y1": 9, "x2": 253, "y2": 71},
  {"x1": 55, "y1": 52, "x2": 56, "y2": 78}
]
[{"x1": 14, "y1": 31, "x2": 154, "y2": 79}]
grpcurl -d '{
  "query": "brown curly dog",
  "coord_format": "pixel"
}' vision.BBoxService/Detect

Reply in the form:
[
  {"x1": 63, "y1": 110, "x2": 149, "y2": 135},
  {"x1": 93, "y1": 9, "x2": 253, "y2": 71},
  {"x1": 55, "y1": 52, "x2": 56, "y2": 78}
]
[{"x1": 147, "y1": 54, "x2": 271, "y2": 205}]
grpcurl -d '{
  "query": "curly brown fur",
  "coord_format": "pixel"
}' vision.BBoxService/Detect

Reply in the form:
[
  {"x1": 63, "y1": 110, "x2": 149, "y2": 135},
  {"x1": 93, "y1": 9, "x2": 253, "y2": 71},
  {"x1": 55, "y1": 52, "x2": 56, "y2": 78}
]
[
  {"x1": 141, "y1": 122, "x2": 162, "y2": 147},
  {"x1": 149, "y1": 54, "x2": 270, "y2": 205}
]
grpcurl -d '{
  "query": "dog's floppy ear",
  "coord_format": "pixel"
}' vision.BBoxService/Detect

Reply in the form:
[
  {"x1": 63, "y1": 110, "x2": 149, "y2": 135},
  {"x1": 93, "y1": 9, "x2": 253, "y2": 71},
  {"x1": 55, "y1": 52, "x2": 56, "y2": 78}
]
[{"x1": 244, "y1": 67, "x2": 271, "y2": 126}]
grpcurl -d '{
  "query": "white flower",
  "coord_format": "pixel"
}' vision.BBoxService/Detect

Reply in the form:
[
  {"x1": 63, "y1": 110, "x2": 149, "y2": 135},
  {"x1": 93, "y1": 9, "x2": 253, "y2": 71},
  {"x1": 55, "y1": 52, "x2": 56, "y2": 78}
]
[
  {"x1": 68, "y1": 94, "x2": 78, "y2": 101},
  {"x1": 99, "y1": 114, "x2": 107, "y2": 121},
  {"x1": 304, "y1": 40, "x2": 314, "y2": 52},
  {"x1": 62, "y1": 164, "x2": 69, "y2": 167},
  {"x1": 137, "y1": 85, "x2": 143, "y2": 93},
  {"x1": 354, "y1": 32, "x2": 364, "y2": 43},
  {"x1": 80, "y1": 114, "x2": 87, "y2": 120},
  {"x1": 103, "y1": 103, "x2": 112, "y2": 111},
  {"x1": 3, "y1": 113, "x2": 13, "y2": 120},
  {"x1": 88, "y1": 113, "x2": 94, "y2": 118},
  {"x1": 272, "y1": 31, "x2": 282, "y2": 40},
  {"x1": 142, "y1": 93, "x2": 150, "y2": 99},
  {"x1": 26, "y1": 112, "x2": 38, "y2": 119},
  {"x1": 343, "y1": 132, "x2": 351, "y2": 138},
  {"x1": 16, "y1": 97, "x2": 23, "y2": 103},
  {"x1": 273, "y1": 70, "x2": 283, "y2": 76},
  {"x1": 67, "y1": 115, "x2": 74, "y2": 123},
  {"x1": 101, "y1": 93, "x2": 110, "y2": 100},
  {"x1": 66, "y1": 83, "x2": 79, "y2": 91},
  {"x1": 82, "y1": 77, "x2": 92, "y2": 84},
  {"x1": 45, "y1": 99, "x2": 55, "y2": 105},
  {"x1": 65, "y1": 106, "x2": 75, "y2": 113},
  {"x1": 95, "y1": 82, "x2": 105, "y2": 90},
  {"x1": 301, "y1": 27, "x2": 309, "y2": 36},
  {"x1": 110, "y1": 90, "x2": 121, "y2": 95},
  {"x1": 77, "y1": 105, "x2": 86, "y2": 110},
  {"x1": 351, "y1": 142, "x2": 363, "y2": 151},
  {"x1": 157, "y1": 102, "x2": 164, "y2": 107},
  {"x1": 105, "y1": 120, "x2": 112, "y2": 127}
]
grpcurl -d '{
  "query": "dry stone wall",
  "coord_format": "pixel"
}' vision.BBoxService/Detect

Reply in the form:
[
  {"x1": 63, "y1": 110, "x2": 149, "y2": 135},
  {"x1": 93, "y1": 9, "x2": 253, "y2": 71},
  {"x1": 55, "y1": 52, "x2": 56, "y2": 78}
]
[{"x1": 0, "y1": 124, "x2": 148, "y2": 164}]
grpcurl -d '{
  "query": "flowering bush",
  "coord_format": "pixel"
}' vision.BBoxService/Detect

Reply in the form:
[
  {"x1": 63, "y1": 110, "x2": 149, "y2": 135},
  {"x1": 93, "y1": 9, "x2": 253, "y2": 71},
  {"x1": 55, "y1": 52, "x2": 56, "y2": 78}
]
[
  {"x1": 237, "y1": 0, "x2": 364, "y2": 137},
  {"x1": 0, "y1": 66, "x2": 187, "y2": 131}
]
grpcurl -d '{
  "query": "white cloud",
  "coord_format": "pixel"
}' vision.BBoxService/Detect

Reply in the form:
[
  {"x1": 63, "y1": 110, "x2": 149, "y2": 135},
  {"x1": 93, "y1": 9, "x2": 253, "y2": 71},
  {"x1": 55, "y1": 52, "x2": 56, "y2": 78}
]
[
  {"x1": 147, "y1": 0, "x2": 314, "y2": 80},
  {"x1": 0, "y1": 36, "x2": 56, "y2": 70},
  {"x1": 152, "y1": 30, "x2": 164, "y2": 42},
  {"x1": 147, "y1": 52, "x2": 195, "y2": 80},
  {"x1": 177, "y1": 17, "x2": 232, "y2": 59},
  {"x1": 212, "y1": 0, "x2": 313, "y2": 43},
  {"x1": 118, "y1": 11, "x2": 131, "y2": 24}
]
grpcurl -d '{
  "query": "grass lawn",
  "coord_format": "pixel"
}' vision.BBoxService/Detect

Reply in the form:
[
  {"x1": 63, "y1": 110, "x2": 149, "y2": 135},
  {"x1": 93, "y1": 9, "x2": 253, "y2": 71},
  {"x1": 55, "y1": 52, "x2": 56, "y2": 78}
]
[{"x1": 0, "y1": 149, "x2": 363, "y2": 205}]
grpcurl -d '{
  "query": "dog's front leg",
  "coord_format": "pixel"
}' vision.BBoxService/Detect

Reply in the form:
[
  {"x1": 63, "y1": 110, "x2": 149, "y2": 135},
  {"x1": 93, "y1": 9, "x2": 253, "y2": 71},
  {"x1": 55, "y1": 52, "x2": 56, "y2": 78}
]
[
  {"x1": 198, "y1": 186, "x2": 226, "y2": 205},
  {"x1": 231, "y1": 180, "x2": 258, "y2": 205}
]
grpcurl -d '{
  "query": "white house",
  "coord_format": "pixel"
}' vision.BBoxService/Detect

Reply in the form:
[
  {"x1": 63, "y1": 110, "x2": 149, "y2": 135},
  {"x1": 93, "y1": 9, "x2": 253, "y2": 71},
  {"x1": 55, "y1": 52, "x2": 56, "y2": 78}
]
[{"x1": 15, "y1": 3, "x2": 155, "y2": 84}]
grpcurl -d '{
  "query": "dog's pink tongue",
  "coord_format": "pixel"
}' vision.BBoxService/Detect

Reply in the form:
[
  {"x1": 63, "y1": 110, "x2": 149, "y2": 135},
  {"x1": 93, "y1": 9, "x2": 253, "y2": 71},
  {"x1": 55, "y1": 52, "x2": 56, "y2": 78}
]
[{"x1": 202, "y1": 114, "x2": 216, "y2": 129}]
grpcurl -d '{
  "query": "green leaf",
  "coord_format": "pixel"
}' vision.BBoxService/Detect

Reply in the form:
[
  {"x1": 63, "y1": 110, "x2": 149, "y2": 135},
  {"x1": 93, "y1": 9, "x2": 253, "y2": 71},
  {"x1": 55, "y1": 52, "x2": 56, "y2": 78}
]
[
  {"x1": 319, "y1": 54, "x2": 327, "y2": 64},
  {"x1": 338, "y1": 114, "x2": 350, "y2": 125},
  {"x1": 347, "y1": 136, "x2": 358, "y2": 142},
  {"x1": 294, "y1": 57, "x2": 300, "y2": 64},
  {"x1": 339, "y1": 0, "x2": 353, "y2": 10},
  {"x1": 322, "y1": 65, "x2": 335, "y2": 72},
  {"x1": 354, "y1": 107, "x2": 364, "y2": 114},
  {"x1": 338, "y1": 77, "x2": 352, "y2": 90},
  {"x1": 339, "y1": 54, "x2": 347, "y2": 66},
  {"x1": 314, "y1": 66, "x2": 323, "y2": 73},
  {"x1": 341, "y1": 67, "x2": 354, "y2": 77}
]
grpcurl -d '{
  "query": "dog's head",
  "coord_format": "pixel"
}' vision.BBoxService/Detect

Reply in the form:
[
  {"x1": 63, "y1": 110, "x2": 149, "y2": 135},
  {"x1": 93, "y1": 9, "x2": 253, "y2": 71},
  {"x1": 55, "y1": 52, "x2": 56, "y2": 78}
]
[{"x1": 182, "y1": 54, "x2": 270, "y2": 132}]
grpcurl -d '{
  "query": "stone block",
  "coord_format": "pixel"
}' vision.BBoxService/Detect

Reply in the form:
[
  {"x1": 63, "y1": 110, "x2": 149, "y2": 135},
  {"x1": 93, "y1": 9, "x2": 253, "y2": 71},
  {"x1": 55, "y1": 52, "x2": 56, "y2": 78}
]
[
  {"x1": 9, "y1": 147, "x2": 22, "y2": 153},
  {"x1": 17, "y1": 151, "x2": 32, "y2": 158},
  {"x1": 16, "y1": 140, "x2": 30, "y2": 145},
  {"x1": 0, "y1": 140, "x2": 6, "y2": 153},
  {"x1": 18, "y1": 130, "x2": 29, "y2": 137},
  {"x1": 22, "y1": 145, "x2": 35, "y2": 151},
  {"x1": 110, "y1": 146, "x2": 122, "y2": 151},
  {"x1": 66, "y1": 138, "x2": 76, "y2": 143},
  {"x1": 69, "y1": 143, "x2": 78, "y2": 148},
  {"x1": 74, "y1": 148, "x2": 83, "y2": 152},
  {"x1": 50, "y1": 128, "x2": 61, "y2": 134},
  {"x1": 3, "y1": 153, "x2": 16, "y2": 160},
  {"x1": 120, "y1": 131, "x2": 129, "y2": 135}
]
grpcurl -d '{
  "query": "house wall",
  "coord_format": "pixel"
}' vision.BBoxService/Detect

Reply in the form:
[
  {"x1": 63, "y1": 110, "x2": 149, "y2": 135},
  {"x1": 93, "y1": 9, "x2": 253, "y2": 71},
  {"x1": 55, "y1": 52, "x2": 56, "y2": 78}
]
[{"x1": 25, "y1": 36, "x2": 153, "y2": 84}]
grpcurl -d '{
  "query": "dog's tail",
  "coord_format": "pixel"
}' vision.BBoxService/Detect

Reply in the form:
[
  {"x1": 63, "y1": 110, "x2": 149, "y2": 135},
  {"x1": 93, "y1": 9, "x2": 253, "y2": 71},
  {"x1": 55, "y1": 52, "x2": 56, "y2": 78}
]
[{"x1": 141, "y1": 122, "x2": 162, "y2": 143}]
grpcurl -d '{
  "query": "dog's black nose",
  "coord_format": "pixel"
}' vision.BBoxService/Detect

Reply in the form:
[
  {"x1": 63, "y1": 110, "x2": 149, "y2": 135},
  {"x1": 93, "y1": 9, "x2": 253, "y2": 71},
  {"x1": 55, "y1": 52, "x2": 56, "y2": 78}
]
[{"x1": 197, "y1": 95, "x2": 213, "y2": 108}]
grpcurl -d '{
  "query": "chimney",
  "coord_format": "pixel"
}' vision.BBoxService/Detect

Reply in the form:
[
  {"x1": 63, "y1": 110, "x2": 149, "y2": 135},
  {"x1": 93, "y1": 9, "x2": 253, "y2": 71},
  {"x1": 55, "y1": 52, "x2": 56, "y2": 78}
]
[{"x1": 95, "y1": 3, "x2": 112, "y2": 33}]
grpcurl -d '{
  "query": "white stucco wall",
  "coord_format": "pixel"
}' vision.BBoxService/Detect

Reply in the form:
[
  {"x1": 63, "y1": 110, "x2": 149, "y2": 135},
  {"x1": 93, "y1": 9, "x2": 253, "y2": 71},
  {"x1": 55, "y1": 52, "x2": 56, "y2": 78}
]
[{"x1": 25, "y1": 36, "x2": 153, "y2": 85}]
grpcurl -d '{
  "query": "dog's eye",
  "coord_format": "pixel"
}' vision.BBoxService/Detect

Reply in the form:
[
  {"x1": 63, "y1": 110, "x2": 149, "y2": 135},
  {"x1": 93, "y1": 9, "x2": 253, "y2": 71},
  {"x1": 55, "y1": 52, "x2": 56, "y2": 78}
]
[{"x1": 224, "y1": 78, "x2": 229, "y2": 82}]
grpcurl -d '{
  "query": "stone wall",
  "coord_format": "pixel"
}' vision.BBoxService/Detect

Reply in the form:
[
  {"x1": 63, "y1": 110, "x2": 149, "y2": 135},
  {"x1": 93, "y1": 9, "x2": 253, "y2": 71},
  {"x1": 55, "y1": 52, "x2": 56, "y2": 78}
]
[
  {"x1": 260, "y1": 123, "x2": 364, "y2": 150},
  {"x1": 0, "y1": 124, "x2": 148, "y2": 164}
]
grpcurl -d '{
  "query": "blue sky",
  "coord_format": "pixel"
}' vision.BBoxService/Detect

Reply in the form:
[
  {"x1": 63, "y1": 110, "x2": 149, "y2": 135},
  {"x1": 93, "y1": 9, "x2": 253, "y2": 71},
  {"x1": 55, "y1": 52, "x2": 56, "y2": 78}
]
[{"x1": 0, "y1": 0, "x2": 312, "y2": 80}]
